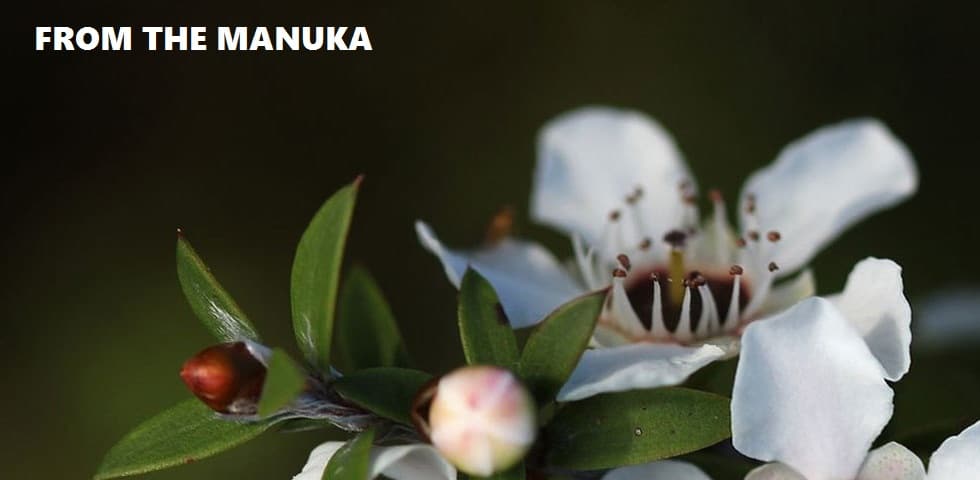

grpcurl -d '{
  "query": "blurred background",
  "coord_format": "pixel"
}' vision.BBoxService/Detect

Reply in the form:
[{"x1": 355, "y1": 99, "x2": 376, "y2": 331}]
[{"x1": 6, "y1": 1, "x2": 980, "y2": 478}]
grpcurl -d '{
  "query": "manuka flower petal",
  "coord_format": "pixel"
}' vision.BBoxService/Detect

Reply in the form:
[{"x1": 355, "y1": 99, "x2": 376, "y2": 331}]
[
  {"x1": 557, "y1": 342, "x2": 728, "y2": 401},
  {"x1": 733, "y1": 294, "x2": 979, "y2": 480},
  {"x1": 731, "y1": 298, "x2": 894, "y2": 480},
  {"x1": 828, "y1": 257, "x2": 912, "y2": 381},
  {"x1": 738, "y1": 118, "x2": 917, "y2": 275},
  {"x1": 416, "y1": 221, "x2": 580, "y2": 328},
  {"x1": 532, "y1": 106, "x2": 693, "y2": 247}
]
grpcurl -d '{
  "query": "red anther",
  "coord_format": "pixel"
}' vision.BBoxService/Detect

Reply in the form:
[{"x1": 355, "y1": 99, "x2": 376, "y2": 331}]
[
  {"x1": 768, "y1": 262, "x2": 780, "y2": 272},
  {"x1": 745, "y1": 194, "x2": 757, "y2": 214},
  {"x1": 709, "y1": 189, "x2": 723, "y2": 203},
  {"x1": 735, "y1": 237, "x2": 748, "y2": 248},
  {"x1": 650, "y1": 272, "x2": 660, "y2": 281},
  {"x1": 730, "y1": 265, "x2": 744, "y2": 275},
  {"x1": 663, "y1": 230, "x2": 688, "y2": 248},
  {"x1": 612, "y1": 268, "x2": 628, "y2": 278},
  {"x1": 616, "y1": 254, "x2": 632, "y2": 271},
  {"x1": 766, "y1": 231, "x2": 782, "y2": 242},
  {"x1": 639, "y1": 238, "x2": 652, "y2": 250},
  {"x1": 609, "y1": 210, "x2": 621, "y2": 221},
  {"x1": 180, "y1": 342, "x2": 267, "y2": 414},
  {"x1": 747, "y1": 230, "x2": 760, "y2": 242}
]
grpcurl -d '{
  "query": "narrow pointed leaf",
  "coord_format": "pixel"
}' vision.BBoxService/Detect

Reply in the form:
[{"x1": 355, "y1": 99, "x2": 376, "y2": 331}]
[
  {"x1": 458, "y1": 269, "x2": 520, "y2": 369},
  {"x1": 333, "y1": 367, "x2": 432, "y2": 425},
  {"x1": 291, "y1": 177, "x2": 361, "y2": 371},
  {"x1": 542, "y1": 388, "x2": 731, "y2": 470},
  {"x1": 257, "y1": 348, "x2": 307, "y2": 417},
  {"x1": 324, "y1": 427, "x2": 376, "y2": 480},
  {"x1": 176, "y1": 233, "x2": 260, "y2": 342},
  {"x1": 335, "y1": 265, "x2": 411, "y2": 371},
  {"x1": 94, "y1": 400, "x2": 274, "y2": 479},
  {"x1": 518, "y1": 291, "x2": 604, "y2": 403}
]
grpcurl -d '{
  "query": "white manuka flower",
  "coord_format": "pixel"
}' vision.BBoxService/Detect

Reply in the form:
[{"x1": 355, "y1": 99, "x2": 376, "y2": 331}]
[
  {"x1": 417, "y1": 106, "x2": 917, "y2": 400},
  {"x1": 732, "y1": 297, "x2": 980, "y2": 480},
  {"x1": 292, "y1": 441, "x2": 456, "y2": 480}
]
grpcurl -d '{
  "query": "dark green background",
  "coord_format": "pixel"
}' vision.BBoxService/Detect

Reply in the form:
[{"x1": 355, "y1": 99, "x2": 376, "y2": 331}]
[{"x1": 7, "y1": 2, "x2": 979, "y2": 478}]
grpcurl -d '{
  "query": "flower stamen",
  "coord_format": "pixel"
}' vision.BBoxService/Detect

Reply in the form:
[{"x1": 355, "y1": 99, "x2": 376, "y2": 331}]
[
  {"x1": 726, "y1": 265, "x2": 744, "y2": 326},
  {"x1": 695, "y1": 275, "x2": 720, "y2": 337},
  {"x1": 674, "y1": 280, "x2": 694, "y2": 342},
  {"x1": 649, "y1": 272, "x2": 669, "y2": 338},
  {"x1": 609, "y1": 267, "x2": 647, "y2": 338}
]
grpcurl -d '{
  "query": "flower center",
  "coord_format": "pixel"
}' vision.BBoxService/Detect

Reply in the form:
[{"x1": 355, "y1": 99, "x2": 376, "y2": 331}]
[
  {"x1": 575, "y1": 184, "x2": 783, "y2": 346},
  {"x1": 624, "y1": 267, "x2": 752, "y2": 333}
]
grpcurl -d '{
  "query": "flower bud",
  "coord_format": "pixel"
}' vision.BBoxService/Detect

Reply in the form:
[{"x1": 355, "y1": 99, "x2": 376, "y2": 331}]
[
  {"x1": 179, "y1": 342, "x2": 267, "y2": 414},
  {"x1": 427, "y1": 366, "x2": 536, "y2": 476}
]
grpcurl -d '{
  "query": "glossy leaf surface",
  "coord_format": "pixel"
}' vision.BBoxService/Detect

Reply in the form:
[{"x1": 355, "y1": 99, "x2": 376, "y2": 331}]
[
  {"x1": 257, "y1": 348, "x2": 307, "y2": 417},
  {"x1": 335, "y1": 265, "x2": 410, "y2": 371},
  {"x1": 458, "y1": 269, "x2": 520, "y2": 369},
  {"x1": 323, "y1": 428, "x2": 376, "y2": 480},
  {"x1": 291, "y1": 177, "x2": 361, "y2": 371},
  {"x1": 176, "y1": 233, "x2": 260, "y2": 342},
  {"x1": 543, "y1": 388, "x2": 731, "y2": 470},
  {"x1": 94, "y1": 400, "x2": 274, "y2": 479},
  {"x1": 518, "y1": 292, "x2": 604, "y2": 403}
]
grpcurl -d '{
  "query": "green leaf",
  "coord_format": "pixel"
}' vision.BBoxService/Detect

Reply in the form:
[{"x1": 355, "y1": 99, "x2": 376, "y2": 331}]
[
  {"x1": 518, "y1": 291, "x2": 604, "y2": 403},
  {"x1": 176, "y1": 232, "x2": 260, "y2": 342},
  {"x1": 458, "y1": 269, "x2": 520, "y2": 369},
  {"x1": 291, "y1": 177, "x2": 361, "y2": 371},
  {"x1": 257, "y1": 348, "x2": 307, "y2": 417},
  {"x1": 684, "y1": 357, "x2": 737, "y2": 396},
  {"x1": 94, "y1": 399, "x2": 274, "y2": 479},
  {"x1": 324, "y1": 427, "x2": 376, "y2": 480},
  {"x1": 333, "y1": 367, "x2": 431, "y2": 425},
  {"x1": 335, "y1": 265, "x2": 411, "y2": 371},
  {"x1": 542, "y1": 388, "x2": 731, "y2": 470}
]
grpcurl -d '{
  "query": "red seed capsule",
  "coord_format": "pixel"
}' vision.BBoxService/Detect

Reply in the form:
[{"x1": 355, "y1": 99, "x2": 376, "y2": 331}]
[{"x1": 179, "y1": 342, "x2": 267, "y2": 414}]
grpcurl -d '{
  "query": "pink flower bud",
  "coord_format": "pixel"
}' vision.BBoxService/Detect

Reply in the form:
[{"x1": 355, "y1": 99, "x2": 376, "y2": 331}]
[
  {"x1": 427, "y1": 366, "x2": 536, "y2": 476},
  {"x1": 179, "y1": 342, "x2": 266, "y2": 414}
]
